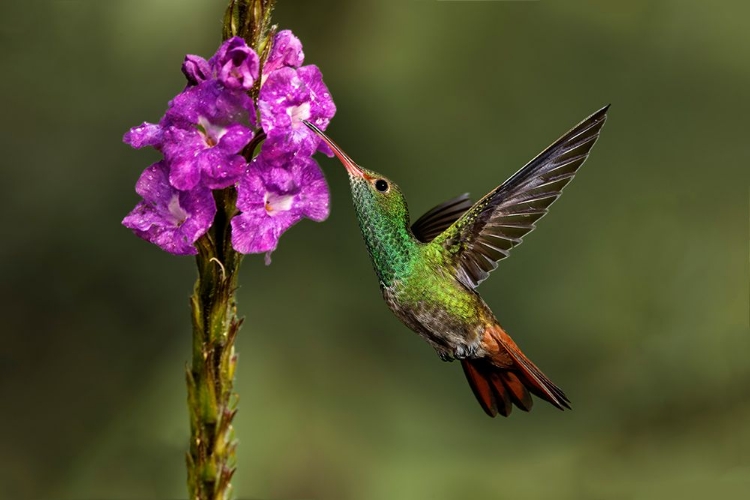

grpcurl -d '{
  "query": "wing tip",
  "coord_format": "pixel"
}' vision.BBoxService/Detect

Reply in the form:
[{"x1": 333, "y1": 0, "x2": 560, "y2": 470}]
[{"x1": 592, "y1": 103, "x2": 611, "y2": 121}]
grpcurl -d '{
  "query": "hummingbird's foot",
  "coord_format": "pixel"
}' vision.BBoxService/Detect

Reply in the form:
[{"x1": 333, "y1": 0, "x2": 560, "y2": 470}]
[
  {"x1": 454, "y1": 342, "x2": 480, "y2": 360},
  {"x1": 439, "y1": 351, "x2": 455, "y2": 362}
]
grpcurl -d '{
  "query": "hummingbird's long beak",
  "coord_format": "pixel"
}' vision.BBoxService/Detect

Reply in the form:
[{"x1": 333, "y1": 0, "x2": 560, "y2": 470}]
[{"x1": 303, "y1": 120, "x2": 368, "y2": 179}]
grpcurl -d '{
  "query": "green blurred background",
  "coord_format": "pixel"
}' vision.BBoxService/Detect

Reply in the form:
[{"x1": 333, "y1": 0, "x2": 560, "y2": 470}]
[{"x1": 1, "y1": 0, "x2": 748, "y2": 498}]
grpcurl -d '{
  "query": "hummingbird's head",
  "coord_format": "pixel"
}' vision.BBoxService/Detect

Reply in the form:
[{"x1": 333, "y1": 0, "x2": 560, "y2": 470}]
[
  {"x1": 304, "y1": 121, "x2": 410, "y2": 225},
  {"x1": 304, "y1": 121, "x2": 416, "y2": 285}
]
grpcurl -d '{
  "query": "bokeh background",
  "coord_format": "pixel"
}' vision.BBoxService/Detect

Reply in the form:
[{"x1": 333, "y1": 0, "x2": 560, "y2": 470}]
[{"x1": 1, "y1": 0, "x2": 748, "y2": 499}]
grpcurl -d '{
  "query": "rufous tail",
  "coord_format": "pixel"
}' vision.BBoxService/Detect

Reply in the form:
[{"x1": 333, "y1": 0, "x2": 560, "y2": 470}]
[{"x1": 461, "y1": 324, "x2": 570, "y2": 417}]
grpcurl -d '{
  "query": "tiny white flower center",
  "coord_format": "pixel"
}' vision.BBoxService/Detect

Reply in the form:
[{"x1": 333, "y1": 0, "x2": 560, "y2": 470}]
[
  {"x1": 198, "y1": 116, "x2": 226, "y2": 147},
  {"x1": 264, "y1": 192, "x2": 295, "y2": 216},
  {"x1": 288, "y1": 102, "x2": 311, "y2": 129},
  {"x1": 167, "y1": 194, "x2": 189, "y2": 226}
]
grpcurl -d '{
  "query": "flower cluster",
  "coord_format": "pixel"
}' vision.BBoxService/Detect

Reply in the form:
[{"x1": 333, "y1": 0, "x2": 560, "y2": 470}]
[{"x1": 123, "y1": 32, "x2": 335, "y2": 257}]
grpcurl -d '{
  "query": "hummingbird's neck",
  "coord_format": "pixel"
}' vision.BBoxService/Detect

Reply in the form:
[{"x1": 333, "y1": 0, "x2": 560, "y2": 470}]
[{"x1": 353, "y1": 202, "x2": 417, "y2": 287}]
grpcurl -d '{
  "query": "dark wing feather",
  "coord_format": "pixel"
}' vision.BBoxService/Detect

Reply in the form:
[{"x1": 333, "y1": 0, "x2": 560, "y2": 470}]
[
  {"x1": 411, "y1": 193, "x2": 473, "y2": 243},
  {"x1": 433, "y1": 105, "x2": 610, "y2": 289}
]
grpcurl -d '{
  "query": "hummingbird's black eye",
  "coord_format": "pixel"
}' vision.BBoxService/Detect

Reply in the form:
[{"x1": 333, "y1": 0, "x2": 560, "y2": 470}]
[{"x1": 375, "y1": 179, "x2": 389, "y2": 192}]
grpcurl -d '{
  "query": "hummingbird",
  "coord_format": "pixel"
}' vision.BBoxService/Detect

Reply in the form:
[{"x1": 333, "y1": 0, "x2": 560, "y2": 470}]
[{"x1": 304, "y1": 105, "x2": 609, "y2": 417}]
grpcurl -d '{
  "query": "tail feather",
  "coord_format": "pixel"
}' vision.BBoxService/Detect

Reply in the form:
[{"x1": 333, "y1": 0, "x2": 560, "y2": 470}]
[
  {"x1": 506, "y1": 345, "x2": 570, "y2": 410},
  {"x1": 462, "y1": 360, "x2": 538, "y2": 417},
  {"x1": 489, "y1": 372, "x2": 513, "y2": 417},
  {"x1": 500, "y1": 371, "x2": 534, "y2": 412},
  {"x1": 461, "y1": 359, "x2": 499, "y2": 417},
  {"x1": 461, "y1": 324, "x2": 570, "y2": 417}
]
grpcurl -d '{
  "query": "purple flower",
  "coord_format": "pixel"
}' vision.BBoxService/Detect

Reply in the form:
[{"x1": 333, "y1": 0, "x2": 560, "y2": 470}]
[
  {"x1": 258, "y1": 65, "x2": 336, "y2": 159},
  {"x1": 124, "y1": 79, "x2": 256, "y2": 191},
  {"x1": 209, "y1": 37, "x2": 260, "y2": 91},
  {"x1": 123, "y1": 31, "x2": 337, "y2": 258},
  {"x1": 231, "y1": 154, "x2": 329, "y2": 257},
  {"x1": 263, "y1": 30, "x2": 304, "y2": 76},
  {"x1": 181, "y1": 54, "x2": 211, "y2": 86},
  {"x1": 123, "y1": 161, "x2": 217, "y2": 255},
  {"x1": 123, "y1": 122, "x2": 163, "y2": 149}
]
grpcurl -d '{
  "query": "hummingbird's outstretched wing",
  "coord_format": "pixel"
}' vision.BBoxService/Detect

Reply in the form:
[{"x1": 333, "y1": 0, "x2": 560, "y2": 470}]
[
  {"x1": 411, "y1": 193, "x2": 473, "y2": 243},
  {"x1": 432, "y1": 105, "x2": 609, "y2": 289}
]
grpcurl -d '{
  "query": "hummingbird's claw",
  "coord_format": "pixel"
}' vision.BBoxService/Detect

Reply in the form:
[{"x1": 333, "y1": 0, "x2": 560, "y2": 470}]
[{"x1": 439, "y1": 351, "x2": 455, "y2": 362}]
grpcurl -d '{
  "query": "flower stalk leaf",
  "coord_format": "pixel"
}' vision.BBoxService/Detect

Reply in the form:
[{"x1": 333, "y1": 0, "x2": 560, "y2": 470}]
[{"x1": 186, "y1": 187, "x2": 243, "y2": 500}]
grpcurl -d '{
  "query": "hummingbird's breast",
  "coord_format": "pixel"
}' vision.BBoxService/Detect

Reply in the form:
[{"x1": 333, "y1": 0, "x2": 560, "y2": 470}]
[{"x1": 382, "y1": 251, "x2": 496, "y2": 359}]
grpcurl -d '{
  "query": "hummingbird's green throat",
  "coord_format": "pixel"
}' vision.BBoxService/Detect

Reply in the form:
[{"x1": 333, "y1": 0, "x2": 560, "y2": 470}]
[{"x1": 304, "y1": 106, "x2": 609, "y2": 418}]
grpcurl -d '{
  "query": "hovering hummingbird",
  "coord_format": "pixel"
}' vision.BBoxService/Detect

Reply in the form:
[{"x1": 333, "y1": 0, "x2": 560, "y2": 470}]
[{"x1": 304, "y1": 105, "x2": 609, "y2": 417}]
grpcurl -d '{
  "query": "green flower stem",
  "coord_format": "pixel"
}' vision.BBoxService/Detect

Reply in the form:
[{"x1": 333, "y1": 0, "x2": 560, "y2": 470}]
[
  {"x1": 224, "y1": 0, "x2": 277, "y2": 55},
  {"x1": 187, "y1": 187, "x2": 243, "y2": 500},
  {"x1": 184, "y1": 3, "x2": 276, "y2": 498}
]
